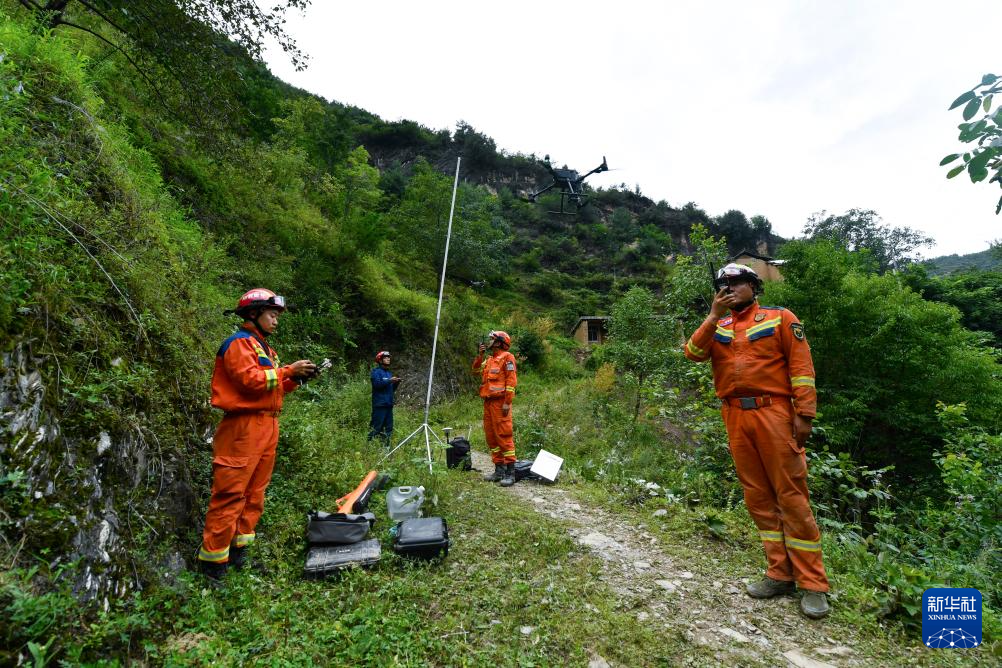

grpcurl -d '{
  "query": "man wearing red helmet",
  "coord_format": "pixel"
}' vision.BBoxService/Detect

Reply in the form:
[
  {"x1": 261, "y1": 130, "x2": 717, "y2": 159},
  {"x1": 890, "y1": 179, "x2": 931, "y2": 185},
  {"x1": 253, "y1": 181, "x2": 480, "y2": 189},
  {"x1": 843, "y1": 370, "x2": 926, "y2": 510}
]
[
  {"x1": 683, "y1": 264, "x2": 830, "y2": 619},
  {"x1": 472, "y1": 331, "x2": 518, "y2": 487},
  {"x1": 368, "y1": 351, "x2": 400, "y2": 445},
  {"x1": 197, "y1": 289, "x2": 317, "y2": 582}
]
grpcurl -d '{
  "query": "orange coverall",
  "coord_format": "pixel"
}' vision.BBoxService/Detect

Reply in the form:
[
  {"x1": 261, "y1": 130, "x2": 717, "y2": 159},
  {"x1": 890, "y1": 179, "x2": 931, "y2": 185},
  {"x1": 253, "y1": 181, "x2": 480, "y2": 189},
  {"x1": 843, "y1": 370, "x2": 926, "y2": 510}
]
[
  {"x1": 684, "y1": 302, "x2": 829, "y2": 592},
  {"x1": 472, "y1": 350, "x2": 518, "y2": 465},
  {"x1": 198, "y1": 326, "x2": 299, "y2": 564}
]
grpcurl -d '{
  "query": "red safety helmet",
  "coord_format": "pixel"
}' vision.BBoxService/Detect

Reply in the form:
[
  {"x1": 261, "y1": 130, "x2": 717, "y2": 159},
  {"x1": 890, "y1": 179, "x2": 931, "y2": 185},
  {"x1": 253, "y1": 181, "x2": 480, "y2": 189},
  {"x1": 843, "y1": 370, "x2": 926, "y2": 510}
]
[
  {"x1": 375, "y1": 351, "x2": 391, "y2": 362},
  {"x1": 489, "y1": 330, "x2": 511, "y2": 350},
  {"x1": 230, "y1": 288, "x2": 287, "y2": 318}
]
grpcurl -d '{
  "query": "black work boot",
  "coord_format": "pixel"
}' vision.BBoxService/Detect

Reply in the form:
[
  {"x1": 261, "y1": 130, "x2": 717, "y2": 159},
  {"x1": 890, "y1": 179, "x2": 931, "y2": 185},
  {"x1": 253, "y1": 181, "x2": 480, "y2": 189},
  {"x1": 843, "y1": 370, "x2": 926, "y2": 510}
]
[
  {"x1": 499, "y1": 463, "x2": 515, "y2": 487},
  {"x1": 198, "y1": 559, "x2": 227, "y2": 585},
  {"x1": 745, "y1": 576, "x2": 795, "y2": 599},
  {"x1": 229, "y1": 545, "x2": 247, "y2": 570},
  {"x1": 483, "y1": 464, "x2": 504, "y2": 482},
  {"x1": 800, "y1": 591, "x2": 830, "y2": 619}
]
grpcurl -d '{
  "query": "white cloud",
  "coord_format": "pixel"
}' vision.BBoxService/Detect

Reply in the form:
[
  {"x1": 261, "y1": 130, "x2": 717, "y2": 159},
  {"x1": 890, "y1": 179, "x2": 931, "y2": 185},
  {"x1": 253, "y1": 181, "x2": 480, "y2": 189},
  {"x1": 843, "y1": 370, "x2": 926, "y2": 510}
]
[{"x1": 264, "y1": 0, "x2": 1002, "y2": 256}]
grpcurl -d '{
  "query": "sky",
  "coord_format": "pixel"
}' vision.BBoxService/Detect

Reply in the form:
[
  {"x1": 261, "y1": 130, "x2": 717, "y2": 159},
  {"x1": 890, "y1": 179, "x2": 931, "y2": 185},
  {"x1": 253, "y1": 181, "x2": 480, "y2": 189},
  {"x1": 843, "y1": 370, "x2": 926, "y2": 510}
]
[{"x1": 263, "y1": 1, "x2": 1002, "y2": 257}]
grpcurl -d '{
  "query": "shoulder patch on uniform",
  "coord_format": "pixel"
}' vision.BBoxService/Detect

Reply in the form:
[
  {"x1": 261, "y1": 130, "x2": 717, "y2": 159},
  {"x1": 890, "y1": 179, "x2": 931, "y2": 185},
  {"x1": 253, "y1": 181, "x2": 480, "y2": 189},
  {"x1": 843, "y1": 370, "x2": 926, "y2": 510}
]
[
  {"x1": 505, "y1": 361, "x2": 514, "y2": 371},
  {"x1": 791, "y1": 322, "x2": 805, "y2": 340},
  {"x1": 217, "y1": 329, "x2": 251, "y2": 357},
  {"x1": 754, "y1": 312, "x2": 766, "y2": 322},
  {"x1": 719, "y1": 317, "x2": 733, "y2": 326}
]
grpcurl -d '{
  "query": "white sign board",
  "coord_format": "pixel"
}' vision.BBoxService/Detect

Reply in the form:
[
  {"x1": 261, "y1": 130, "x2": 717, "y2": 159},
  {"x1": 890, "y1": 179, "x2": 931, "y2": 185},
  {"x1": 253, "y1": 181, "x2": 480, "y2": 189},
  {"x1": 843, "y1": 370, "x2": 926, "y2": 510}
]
[{"x1": 530, "y1": 449, "x2": 564, "y2": 482}]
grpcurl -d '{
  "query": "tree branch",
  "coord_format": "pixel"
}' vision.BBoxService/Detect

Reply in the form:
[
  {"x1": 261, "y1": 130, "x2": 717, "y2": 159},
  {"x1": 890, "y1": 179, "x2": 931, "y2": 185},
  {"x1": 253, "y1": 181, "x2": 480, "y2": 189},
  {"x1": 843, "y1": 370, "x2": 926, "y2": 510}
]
[
  {"x1": 18, "y1": 0, "x2": 46, "y2": 12},
  {"x1": 75, "y1": 0, "x2": 129, "y2": 37},
  {"x1": 51, "y1": 17, "x2": 170, "y2": 111}
]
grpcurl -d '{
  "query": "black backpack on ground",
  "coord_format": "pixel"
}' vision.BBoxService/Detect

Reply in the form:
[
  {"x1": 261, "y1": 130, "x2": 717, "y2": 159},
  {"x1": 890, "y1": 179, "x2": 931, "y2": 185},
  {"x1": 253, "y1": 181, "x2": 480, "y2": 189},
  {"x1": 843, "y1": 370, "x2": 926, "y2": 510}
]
[
  {"x1": 512, "y1": 460, "x2": 541, "y2": 482},
  {"x1": 446, "y1": 437, "x2": 472, "y2": 470}
]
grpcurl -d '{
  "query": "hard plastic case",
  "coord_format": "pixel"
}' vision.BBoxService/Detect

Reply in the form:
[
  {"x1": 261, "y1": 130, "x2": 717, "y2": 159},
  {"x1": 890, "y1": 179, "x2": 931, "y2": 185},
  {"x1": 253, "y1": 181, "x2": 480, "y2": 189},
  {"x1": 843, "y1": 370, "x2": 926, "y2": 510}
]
[
  {"x1": 392, "y1": 516, "x2": 450, "y2": 559},
  {"x1": 304, "y1": 538, "x2": 381, "y2": 578}
]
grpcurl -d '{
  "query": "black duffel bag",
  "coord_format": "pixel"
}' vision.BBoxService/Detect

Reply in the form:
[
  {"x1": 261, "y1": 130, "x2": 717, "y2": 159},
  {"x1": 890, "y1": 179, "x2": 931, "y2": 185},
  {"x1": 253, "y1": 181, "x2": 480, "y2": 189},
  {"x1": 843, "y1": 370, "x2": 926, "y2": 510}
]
[
  {"x1": 446, "y1": 437, "x2": 472, "y2": 470},
  {"x1": 512, "y1": 460, "x2": 542, "y2": 482},
  {"x1": 306, "y1": 510, "x2": 376, "y2": 545}
]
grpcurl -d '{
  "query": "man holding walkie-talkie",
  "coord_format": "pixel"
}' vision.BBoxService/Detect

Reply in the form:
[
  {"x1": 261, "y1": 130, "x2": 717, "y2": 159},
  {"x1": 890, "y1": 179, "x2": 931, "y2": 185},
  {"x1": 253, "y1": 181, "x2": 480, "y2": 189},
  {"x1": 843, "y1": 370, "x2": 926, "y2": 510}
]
[
  {"x1": 684, "y1": 264, "x2": 830, "y2": 619},
  {"x1": 472, "y1": 331, "x2": 518, "y2": 487},
  {"x1": 198, "y1": 288, "x2": 321, "y2": 583}
]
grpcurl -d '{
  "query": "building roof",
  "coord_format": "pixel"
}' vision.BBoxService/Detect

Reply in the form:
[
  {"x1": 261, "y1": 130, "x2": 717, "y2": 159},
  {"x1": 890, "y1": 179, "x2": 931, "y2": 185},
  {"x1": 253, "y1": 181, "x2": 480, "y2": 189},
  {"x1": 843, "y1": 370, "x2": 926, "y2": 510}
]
[
  {"x1": 569, "y1": 316, "x2": 610, "y2": 335},
  {"x1": 731, "y1": 250, "x2": 786, "y2": 266}
]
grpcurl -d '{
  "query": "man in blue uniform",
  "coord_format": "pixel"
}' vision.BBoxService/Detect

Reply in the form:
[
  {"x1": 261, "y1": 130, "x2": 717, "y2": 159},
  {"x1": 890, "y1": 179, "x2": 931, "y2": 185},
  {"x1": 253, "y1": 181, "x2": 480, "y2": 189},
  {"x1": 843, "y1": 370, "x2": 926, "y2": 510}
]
[{"x1": 368, "y1": 351, "x2": 400, "y2": 445}]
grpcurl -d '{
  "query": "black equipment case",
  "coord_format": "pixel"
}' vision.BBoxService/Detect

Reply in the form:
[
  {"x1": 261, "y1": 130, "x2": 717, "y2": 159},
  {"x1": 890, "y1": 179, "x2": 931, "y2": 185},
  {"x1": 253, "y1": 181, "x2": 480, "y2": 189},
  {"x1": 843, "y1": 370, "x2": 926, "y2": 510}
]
[
  {"x1": 306, "y1": 511, "x2": 375, "y2": 545},
  {"x1": 392, "y1": 517, "x2": 450, "y2": 559},
  {"x1": 304, "y1": 539, "x2": 381, "y2": 578},
  {"x1": 445, "y1": 437, "x2": 472, "y2": 470}
]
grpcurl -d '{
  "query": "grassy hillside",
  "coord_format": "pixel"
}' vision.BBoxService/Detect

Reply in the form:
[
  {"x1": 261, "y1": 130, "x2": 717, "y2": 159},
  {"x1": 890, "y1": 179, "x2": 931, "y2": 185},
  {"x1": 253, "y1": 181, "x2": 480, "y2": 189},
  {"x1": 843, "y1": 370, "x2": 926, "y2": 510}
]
[
  {"x1": 1, "y1": 3, "x2": 1000, "y2": 665},
  {"x1": 924, "y1": 247, "x2": 1002, "y2": 275}
]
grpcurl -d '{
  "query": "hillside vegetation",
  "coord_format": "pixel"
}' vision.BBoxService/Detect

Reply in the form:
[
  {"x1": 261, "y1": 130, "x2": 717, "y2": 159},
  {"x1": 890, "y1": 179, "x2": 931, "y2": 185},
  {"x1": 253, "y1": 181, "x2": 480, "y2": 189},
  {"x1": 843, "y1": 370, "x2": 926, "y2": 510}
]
[{"x1": 1, "y1": 4, "x2": 1000, "y2": 665}]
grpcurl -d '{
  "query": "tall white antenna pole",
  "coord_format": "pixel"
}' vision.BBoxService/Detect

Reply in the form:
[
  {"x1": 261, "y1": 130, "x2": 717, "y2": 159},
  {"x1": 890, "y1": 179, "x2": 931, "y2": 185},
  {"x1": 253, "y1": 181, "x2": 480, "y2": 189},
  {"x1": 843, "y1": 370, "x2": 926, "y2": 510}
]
[{"x1": 381, "y1": 157, "x2": 461, "y2": 474}]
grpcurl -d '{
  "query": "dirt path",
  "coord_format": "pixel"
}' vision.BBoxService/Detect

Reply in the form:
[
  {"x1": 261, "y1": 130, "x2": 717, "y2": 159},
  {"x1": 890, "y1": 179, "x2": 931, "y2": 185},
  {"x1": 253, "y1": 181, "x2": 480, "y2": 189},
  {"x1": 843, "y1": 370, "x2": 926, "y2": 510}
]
[{"x1": 472, "y1": 451, "x2": 861, "y2": 667}]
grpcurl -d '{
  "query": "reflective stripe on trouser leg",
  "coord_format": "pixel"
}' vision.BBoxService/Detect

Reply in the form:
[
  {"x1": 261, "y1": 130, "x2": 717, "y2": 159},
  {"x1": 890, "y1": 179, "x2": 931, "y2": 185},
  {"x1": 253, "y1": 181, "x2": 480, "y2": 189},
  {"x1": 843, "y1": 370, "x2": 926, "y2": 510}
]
[
  {"x1": 233, "y1": 533, "x2": 256, "y2": 548},
  {"x1": 487, "y1": 399, "x2": 516, "y2": 464},
  {"x1": 483, "y1": 401, "x2": 504, "y2": 464},
  {"x1": 723, "y1": 402, "x2": 829, "y2": 592}
]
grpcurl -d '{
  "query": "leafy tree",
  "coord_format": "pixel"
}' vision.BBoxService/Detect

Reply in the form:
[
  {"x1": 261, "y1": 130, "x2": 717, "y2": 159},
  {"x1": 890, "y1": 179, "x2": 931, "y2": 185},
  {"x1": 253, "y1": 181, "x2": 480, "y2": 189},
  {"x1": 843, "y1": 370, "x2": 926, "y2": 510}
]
[
  {"x1": 454, "y1": 121, "x2": 499, "y2": 174},
  {"x1": 16, "y1": 0, "x2": 310, "y2": 122},
  {"x1": 319, "y1": 146, "x2": 386, "y2": 258},
  {"x1": 750, "y1": 214, "x2": 772, "y2": 237},
  {"x1": 900, "y1": 265, "x2": 1002, "y2": 348},
  {"x1": 606, "y1": 286, "x2": 676, "y2": 419},
  {"x1": 941, "y1": 73, "x2": 1002, "y2": 213},
  {"x1": 663, "y1": 224, "x2": 728, "y2": 336},
  {"x1": 769, "y1": 239, "x2": 1002, "y2": 482},
  {"x1": 388, "y1": 159, "x2": 510, "y2": 283},
  {"x1": 802, "y1": 208, "x2": 933, "y2": 273},
  {"x1": 712, "y1": 209, "x2": 758, "y2": 253}
]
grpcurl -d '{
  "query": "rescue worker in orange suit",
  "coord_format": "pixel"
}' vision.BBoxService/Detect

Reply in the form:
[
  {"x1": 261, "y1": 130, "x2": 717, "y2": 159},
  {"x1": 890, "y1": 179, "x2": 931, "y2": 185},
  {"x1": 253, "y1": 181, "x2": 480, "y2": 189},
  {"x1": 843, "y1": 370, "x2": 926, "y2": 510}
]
[
  {"x1": 198, "y1": 289, "x2": 318, "y2": 582},
  {"x1": 683, "y1": 263, "x2": 830, "y2": 619},
  {"x1": 472, "y1": 331, "x2": 518, "y2": 487}
]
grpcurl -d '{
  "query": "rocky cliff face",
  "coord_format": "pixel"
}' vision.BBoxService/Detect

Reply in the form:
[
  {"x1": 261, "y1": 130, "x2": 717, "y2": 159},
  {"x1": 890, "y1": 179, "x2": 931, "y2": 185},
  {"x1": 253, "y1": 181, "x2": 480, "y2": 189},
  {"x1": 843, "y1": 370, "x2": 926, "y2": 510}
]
[{"x1": 1, "y1": 343, "x2": 198, "y2": 607}]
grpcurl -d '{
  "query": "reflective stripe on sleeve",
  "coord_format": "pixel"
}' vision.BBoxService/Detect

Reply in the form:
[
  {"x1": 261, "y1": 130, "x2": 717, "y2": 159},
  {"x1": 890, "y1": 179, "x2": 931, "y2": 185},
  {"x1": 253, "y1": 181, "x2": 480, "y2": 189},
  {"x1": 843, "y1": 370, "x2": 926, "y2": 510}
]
[
  {"x1": 790, "y1": 376, "x2": 815, "y2": 388},
  {"x1": 265, "y1": 368, "x2": 278, "y2": 390},
  {"x1": 686, "y1": 339, "x2": 707, "y2": 357}
]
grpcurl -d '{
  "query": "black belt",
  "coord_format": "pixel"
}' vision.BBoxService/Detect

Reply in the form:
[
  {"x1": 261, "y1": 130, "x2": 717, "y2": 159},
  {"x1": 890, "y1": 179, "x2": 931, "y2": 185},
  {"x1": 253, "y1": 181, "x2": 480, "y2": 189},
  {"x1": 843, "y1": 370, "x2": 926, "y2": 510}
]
[{"x1": 723, "y1": 395, "x2": 789, "y2": 410}]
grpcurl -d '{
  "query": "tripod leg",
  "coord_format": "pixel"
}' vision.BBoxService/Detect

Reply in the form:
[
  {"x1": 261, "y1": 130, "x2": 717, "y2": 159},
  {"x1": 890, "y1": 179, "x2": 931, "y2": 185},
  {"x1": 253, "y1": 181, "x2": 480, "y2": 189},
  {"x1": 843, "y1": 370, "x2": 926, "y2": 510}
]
[
  {"x1": 379, "y1": 423, "x2": 424, "y2": 464},
  {"x1": 424, "y1": 427, "x2": 434, "y2": 474}
]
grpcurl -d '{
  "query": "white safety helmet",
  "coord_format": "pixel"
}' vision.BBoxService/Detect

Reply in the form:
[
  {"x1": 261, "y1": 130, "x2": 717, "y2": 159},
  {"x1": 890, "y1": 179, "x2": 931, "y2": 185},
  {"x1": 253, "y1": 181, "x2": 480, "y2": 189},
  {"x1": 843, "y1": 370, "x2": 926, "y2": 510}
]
[{"x1": 715, "y1": 263, "x2": 763, "y2": 294}]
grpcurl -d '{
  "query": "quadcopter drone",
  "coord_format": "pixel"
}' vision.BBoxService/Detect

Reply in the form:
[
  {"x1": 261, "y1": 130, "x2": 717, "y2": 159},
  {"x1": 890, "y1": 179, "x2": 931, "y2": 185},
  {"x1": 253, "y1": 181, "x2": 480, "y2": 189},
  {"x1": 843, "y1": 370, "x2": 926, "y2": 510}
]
[{"x1": 527, "y1": 155, "x2": 609, "y2": 214}]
